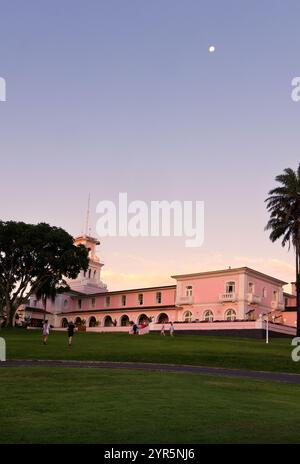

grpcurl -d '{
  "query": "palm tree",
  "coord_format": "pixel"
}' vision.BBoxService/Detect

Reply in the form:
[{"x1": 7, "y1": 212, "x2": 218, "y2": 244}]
[
  {"x1": 36, "y1": 276, "x2": 69, "y2": 323},
  {"x1": 265, "y1": 164, "x2": 300, "y2": 336}
]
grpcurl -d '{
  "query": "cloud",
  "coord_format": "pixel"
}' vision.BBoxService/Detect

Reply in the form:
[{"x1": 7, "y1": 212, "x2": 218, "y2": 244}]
[
  {"x1": 102, "y1": 269, "x2": 173, "y2": 290},
  {"x1": 234, "y1": 255, "x2": 294, "y2": 273},
  {"x1": 101, "y1": 252, "x2": 295, "y2": 292},
  {"x1": 233, "y1": 255, "x2": 295, "y2": 290},
  {"x1": 105, "y1": 251, "x2": 173, "y2": 270}
]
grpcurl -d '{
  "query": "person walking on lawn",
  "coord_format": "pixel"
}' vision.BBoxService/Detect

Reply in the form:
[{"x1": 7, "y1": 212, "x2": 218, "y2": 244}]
[
  {"x1": 68, "y1": 321, "x2": 76, "y2": 346},
  {"x1": 42, "y1": 320, "x2": 51, "y2": 345},
  {"x1": 170, "y1": 321, "x2": 175, "y2": 337}
]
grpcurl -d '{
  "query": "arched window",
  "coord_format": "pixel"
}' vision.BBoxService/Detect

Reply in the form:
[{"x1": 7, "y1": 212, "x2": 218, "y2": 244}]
[
  {"x1": 63, "y1": 299, "x2": 68, "y2": 308},
  {"x1": 89, "y1": 316, "x2": 97, "y2": 327},
  {"x1": 138, "y1": 314, "x2": 148, "y2": 325},
  {"x1": 61, "y1": 318, "x2": 68, "y2": 328},
  {"x1": 225, "y1": 309, "x2": 236, "y2": 321},
  {"x1": 248, "y1": 282, "x2": 254, "y2": 294},
  {"x1": 75, "y1": 317, "x2": 82, "y2": 327},
  {"x1": 93, "y1": 270, "x2": 96, "y2": 279},
  {"x1": 226, "y1": 281, "x2": 235, "y2": 293},
  {"x1": 262, "y1": 287, "x2": 267, "y2": 298},
  {"x1": 203, "y1": 310, "x2": 214, "y2": 322},
  {"x1": 120, "y1": 315, "x2": 130, "y2": 326},
  {"x1": 157, "y1": 313, "x2": 169, "y2": 324},
  {"x1": 103, "y1": 315, "x2": 113, "y2": 327},
  {"x1": 183, "y1": 311, "x2": 193, "y2": 322},
  {"x1": 88, "y1": 269, "x2": 91, "y2": 279}
]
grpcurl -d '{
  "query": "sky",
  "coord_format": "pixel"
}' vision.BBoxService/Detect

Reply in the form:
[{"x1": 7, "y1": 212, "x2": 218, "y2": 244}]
[{"x1": 0, "y1": 0, "x2": 299, "y2": 290}]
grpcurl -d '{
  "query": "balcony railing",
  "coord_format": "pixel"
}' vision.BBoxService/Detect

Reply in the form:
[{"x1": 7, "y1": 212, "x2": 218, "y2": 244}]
[
  {"x1": 271, "y1": 300, "x2": 285, "y2": 311},
  {"x1": 219, "y1": 292, "x2": 237, "y2": 302},
  {"x1": 247, "y1": 293, "x2": 262, "y2": 304},
  {"x1": 175, "y1": 295, "x2": 194, "y2": 305}
]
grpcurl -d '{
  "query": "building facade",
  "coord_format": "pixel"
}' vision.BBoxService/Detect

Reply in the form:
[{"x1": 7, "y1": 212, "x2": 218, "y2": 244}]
[{"x1": 21, "y1": 234, "x2": 297, "y2": 332}]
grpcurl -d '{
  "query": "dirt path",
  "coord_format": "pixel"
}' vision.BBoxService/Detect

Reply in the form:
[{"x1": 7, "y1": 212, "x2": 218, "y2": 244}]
[{"x1": 1, "y1": 359, "x2": 300, "y2": 384}]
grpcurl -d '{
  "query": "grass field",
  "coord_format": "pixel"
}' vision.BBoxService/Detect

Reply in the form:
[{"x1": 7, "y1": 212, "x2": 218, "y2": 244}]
[
  {"x1": 1, "y1": 366, "x2": 300, "y2": 444},
  {"x1": 1, "y1": 328, "x2": 299, "y2": 373},
  {"x1": 1, "y1": 329, "x2": 300, "y2": 444}
]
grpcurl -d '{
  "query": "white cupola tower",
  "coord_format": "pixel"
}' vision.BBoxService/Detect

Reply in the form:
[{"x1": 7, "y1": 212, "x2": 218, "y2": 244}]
[{"x1": 67, "y1": 235, "x2": 107, "y2": 294}]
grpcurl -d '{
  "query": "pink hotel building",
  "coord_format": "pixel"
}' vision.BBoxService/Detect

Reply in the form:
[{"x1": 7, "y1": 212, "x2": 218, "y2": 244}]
[{"x1": 23, "y1": 235, "x2": 298, "y2": 337}]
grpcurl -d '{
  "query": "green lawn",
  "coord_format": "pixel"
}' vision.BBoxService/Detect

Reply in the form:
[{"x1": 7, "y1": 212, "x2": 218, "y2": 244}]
[
  {"x1": 1, "y1": 366, "x2": 300, "y2": 444},
  {"x1": 2, "y1": 329, "x2": 300, "y2": 444},
  {"x1": 1, "y1": 328, "x2": 299, "y2": 374}
]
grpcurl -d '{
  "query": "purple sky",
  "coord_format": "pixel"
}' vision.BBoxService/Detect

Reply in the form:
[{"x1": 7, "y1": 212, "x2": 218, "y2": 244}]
[{"x1": 0, "y1": 1, "x2": 299, "y2": 290}]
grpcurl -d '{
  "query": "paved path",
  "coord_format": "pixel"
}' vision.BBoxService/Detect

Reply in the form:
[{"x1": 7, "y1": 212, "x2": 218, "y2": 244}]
[{"x1": 1, "y1": 359, "x2": 300, "y2": 384}]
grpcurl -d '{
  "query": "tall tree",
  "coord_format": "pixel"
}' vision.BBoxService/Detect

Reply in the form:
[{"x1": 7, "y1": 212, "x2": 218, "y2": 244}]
[
  {"x1": 0, "y1": 221, "x2": 89, "y2": 327},
  {"x1": 265, "y1": 165, "x2": 300, "y2": 336}
]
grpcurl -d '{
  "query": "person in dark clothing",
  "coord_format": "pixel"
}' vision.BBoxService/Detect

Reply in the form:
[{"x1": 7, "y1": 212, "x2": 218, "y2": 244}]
[
  {"x1": 68, "y1": 321, "x2": 76, "y2": 346},
  {"x1": 132, "y1": 323, "x2": 138, "y2": 335}
]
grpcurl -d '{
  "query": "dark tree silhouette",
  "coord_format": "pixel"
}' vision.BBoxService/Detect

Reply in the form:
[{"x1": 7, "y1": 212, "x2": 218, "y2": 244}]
[
  {"x1": 265, "y1": 165, "x2": 300, "y2": 335},
  {"x1": 0, "y1": 221, "x2": 89, "y2": 327}
]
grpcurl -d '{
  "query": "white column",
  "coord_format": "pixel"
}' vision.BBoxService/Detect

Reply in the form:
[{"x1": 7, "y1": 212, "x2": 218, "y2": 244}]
[{"x1": 238, "y1": 273, "x2": 247, "y2": 319}]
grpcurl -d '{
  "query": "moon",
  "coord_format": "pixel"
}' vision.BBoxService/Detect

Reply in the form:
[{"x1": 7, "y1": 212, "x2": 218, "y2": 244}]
[{"x1": 208, "y1": 45, "x2": 216, "y2": 53}]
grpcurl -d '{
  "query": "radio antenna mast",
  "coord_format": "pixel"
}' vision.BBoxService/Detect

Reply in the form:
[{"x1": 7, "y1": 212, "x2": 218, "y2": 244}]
[{"x1": 85, "y1": 193, "x2": 91, "y2": 236}]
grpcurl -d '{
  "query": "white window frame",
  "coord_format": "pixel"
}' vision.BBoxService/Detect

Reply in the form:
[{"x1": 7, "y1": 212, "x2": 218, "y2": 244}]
[
  {"x1": 248, "y1": 282, "x2": 254, "y2": 294},
  {"x1": 183, "y1": 310, "x2": 193, "y2": 322},
  {"x1": 203, "y1": 310, "x2": 214, "y2": 322},
  {"x1": 185, "y1": 285, "x2": 193, "y2": 297},
  {"x1": 225, "y1": 308, "x2": 236, "y2": 321},
  {"x1": 225, "y1": 281, "x2": 236, "y2": 293}
]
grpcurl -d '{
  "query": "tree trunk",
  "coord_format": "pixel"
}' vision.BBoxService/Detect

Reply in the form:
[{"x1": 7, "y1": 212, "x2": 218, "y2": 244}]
[
  {"x1": 43, "y1": 297, "x2": 47, "y2": 323},
  {"x1": 5, "y1": 303, "x2": 15, "y2": 328},
  {"x1": 297, "y1": 285, "x2": 300, "y2": 337}
]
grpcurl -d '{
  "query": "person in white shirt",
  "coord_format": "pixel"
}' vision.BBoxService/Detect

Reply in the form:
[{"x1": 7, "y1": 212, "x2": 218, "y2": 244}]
[
  {"x1": 42, "y1": 320, "x2": 50, "y2": 345},
  {"x1": 170, "y1": 322, "x2": 175, "y2": 337}
]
